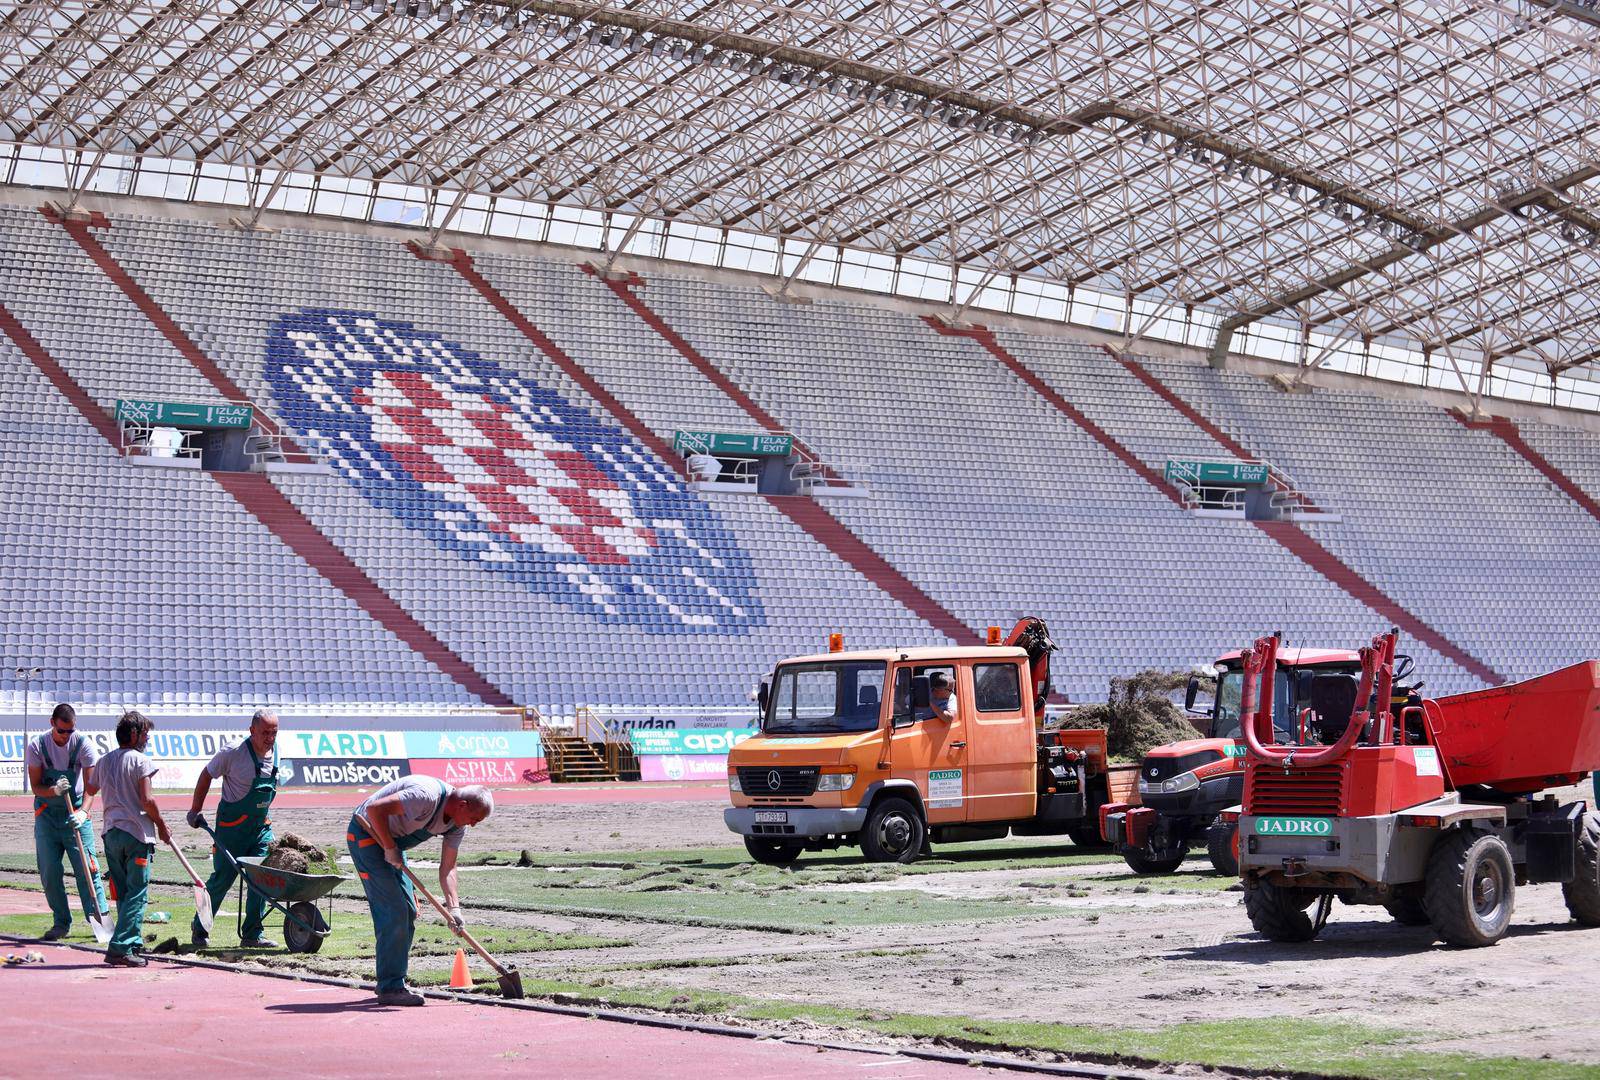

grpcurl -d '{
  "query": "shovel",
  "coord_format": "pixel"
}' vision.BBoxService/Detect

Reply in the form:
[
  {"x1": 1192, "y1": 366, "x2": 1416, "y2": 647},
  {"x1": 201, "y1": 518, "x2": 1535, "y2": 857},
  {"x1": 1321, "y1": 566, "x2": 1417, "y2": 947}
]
[
  {"x1": 358, "y1": 816, "x2": 523, "y2": 999},
  {"x1": 67, "y1": 820, "x2": 113, "y2": 945},
  {"x1": 166, "y1": 837, "x2": 213, "y2": 934}
]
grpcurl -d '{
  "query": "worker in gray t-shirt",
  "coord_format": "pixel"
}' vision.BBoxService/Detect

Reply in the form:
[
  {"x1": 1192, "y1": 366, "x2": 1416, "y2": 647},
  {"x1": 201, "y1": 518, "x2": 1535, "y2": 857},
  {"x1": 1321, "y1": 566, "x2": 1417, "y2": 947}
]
[
  {"x1": 27, "y1": 702, "x2": 109, "y2": 939},
  {"x1": 348, "y1": 776, "x2": 494, "y2": 1006},
  {"x1": 185, "y1": 709, "x2": 280, "y2": 949},
  {"x1": 96, "y1": 711, "x2": 172, "y2": 967}
]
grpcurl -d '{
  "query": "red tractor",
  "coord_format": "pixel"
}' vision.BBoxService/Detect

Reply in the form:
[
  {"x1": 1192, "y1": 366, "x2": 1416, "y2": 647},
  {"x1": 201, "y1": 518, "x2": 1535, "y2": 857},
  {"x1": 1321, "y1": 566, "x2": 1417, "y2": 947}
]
[
  {"x1": 1230, "y1": 630, "x2": 1600, "y2": 946},
  {"x1": 1102, "y1": 647, "x2": 1383, "y2": 875}
]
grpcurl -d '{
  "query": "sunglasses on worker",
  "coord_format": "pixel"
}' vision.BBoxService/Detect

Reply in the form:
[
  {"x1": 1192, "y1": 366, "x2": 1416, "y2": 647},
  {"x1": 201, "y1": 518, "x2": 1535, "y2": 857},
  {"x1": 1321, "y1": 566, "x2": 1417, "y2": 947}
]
[{"x1": 52, "y1": 719, "x2": 74, "y2": 735}]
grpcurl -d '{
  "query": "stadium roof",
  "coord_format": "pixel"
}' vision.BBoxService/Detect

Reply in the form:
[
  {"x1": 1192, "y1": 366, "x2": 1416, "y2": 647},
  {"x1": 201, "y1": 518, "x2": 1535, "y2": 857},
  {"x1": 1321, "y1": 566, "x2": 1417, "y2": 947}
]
[{"x1": 3, "y1": 0, "x2": 1599, "y2": 389}]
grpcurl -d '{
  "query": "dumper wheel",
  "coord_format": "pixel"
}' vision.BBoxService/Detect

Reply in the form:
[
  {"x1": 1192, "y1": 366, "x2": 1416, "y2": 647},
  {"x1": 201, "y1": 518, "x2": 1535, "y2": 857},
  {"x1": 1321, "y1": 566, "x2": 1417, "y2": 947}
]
[
  {"x1": 284, "y1": 902, "x2": 327, "y2": 954},
  {"x1": 1425, "y1": 829, "x2": 1514, "y2": 947},
  {"x1": 1206, "y1": 822, "x2": 1240, "y2": 877},
  {"x1": 1562, "y1": 811, "x2": 1600, "y2": 926},
  {"x1": 1123, "y1": 848, "x2": 1186, "y2": 875},
  {"x1": 1382, "y1": 895, "x2": 1430, "y2": 926},
  {"x1": 861, "y1": 797, "x2": 925, "y2": 864},
  {"x1": 744, "y1": 838, "x2": 804, "y2": 867},
  {"x1": 1244, "y1": 881, "x2": 1321, "y2": 942}
]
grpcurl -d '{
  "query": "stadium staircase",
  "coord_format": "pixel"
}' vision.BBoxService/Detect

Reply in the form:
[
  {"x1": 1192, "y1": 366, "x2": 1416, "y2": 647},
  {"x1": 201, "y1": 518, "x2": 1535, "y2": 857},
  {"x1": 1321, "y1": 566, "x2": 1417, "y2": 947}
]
[
  {"x1": 541, "y1": 730, "x2": 620, "y2": 782},
  {"x1": 1451, "y1": 410, "x2": 1600, "y2": 526},
  {"x1": 924, "y1": 316, "x2": 1504, "y2": 686}
]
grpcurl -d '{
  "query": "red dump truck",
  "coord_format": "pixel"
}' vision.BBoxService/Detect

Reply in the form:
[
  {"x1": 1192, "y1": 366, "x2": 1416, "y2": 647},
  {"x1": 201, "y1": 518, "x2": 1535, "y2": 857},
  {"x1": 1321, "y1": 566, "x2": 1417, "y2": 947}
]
[{"x1": 1229, "y1": 630, "x2": 1600, "y2": 946}]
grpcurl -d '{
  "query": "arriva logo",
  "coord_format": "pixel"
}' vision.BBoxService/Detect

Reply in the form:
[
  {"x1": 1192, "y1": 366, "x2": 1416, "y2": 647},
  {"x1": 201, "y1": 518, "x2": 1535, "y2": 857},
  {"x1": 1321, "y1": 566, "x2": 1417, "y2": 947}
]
[{"x1": 1255, "y1": 816, "x2": 1334, "y2": 837}]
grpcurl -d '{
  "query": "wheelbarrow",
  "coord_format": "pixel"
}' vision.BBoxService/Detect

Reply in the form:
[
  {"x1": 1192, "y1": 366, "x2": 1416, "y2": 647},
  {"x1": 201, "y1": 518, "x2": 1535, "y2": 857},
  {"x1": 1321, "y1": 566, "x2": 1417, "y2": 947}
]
[{"x1": 197, "y1": 819, "x2": 346, "y2": 953}]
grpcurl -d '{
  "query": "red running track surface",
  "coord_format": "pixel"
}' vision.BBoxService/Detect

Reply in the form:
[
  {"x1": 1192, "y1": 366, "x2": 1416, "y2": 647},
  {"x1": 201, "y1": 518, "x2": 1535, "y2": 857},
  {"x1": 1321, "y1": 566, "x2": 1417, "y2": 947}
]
[{"x1": 2, "y1": 939, "x2": 1000, "y2": 1079}]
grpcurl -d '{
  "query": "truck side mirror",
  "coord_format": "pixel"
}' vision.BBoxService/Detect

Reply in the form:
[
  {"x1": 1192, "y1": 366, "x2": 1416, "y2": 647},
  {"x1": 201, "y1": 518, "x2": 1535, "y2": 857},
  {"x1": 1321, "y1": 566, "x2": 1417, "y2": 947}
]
[
  {"x1": 1184, "y1": 674, "x2": 1200, "y2": 712},
  {"x1": 756, "y1": 680, "x2": 770, "y2": 724},
  {"x1": 1296, "y1": 669, "x2": 1315, "y2": 702}
]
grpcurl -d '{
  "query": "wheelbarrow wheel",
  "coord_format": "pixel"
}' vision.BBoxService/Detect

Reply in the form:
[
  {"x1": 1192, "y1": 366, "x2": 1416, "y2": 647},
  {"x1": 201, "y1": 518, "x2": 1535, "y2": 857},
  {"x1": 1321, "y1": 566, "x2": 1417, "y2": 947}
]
[{"x1": 284, "y1": 902, "x2": 328, "y2": 954}]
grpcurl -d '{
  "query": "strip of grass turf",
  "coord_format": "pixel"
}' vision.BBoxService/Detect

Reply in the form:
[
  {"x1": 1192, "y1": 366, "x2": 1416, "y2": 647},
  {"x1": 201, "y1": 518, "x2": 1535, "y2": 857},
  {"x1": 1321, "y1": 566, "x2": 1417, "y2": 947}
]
[{"x1": 424, "y1": 974, "x2": 1600, "y2": 1080}]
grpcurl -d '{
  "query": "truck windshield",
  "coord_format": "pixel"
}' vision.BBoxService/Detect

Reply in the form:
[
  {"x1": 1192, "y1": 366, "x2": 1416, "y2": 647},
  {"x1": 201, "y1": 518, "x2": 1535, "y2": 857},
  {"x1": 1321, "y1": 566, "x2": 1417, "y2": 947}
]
[
  {"x1": 766, "y1": 661, "x2": 888, "y2": 734},
  {"x1": 1214, "y1": 669, "x2": 1292, "y2": 741}
]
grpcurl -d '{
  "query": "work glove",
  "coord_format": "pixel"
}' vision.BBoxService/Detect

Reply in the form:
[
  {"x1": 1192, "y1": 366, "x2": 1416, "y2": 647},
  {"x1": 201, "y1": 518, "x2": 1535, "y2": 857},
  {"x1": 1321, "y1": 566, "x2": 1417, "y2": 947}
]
[
  {"x1": 186, "y1": 811, "x2": 204, "y2": 829},
  {"x1": 447, "y1": 907, "x2": 464, "y2": 934},
  {"x1": 383, "y1": 847, "x2": 404, "y2": 869},
  {"x1": 68, "y1": 810, "x2": 89, "y2": 828},
  {"x1": 51, "y1": 777, "x2": 71, "y2": 797}
]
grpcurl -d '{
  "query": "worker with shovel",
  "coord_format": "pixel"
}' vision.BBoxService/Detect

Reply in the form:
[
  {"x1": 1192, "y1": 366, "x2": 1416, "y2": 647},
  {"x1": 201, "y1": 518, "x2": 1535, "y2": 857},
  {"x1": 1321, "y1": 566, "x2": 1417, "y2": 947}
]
[
  {"x1": 96, "y1": 710, "x2": 173, "y2": 968},
  {"x1": 185, "y1": 709, "x2": 280, "y2": 949},
  {"x1": 348, "y1": 778, "x2": 494, "y2": 1006},
  {"x1": 27, "y1": 703, "x2": 110, "y2": 943}
]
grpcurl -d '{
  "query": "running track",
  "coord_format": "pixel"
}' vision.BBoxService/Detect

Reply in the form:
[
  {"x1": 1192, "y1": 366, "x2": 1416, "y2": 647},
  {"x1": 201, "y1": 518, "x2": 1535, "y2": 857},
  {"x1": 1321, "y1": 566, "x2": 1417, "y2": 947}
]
[{"x1": 3, "y1": 939, "x2": 1006, "y2": 1079}]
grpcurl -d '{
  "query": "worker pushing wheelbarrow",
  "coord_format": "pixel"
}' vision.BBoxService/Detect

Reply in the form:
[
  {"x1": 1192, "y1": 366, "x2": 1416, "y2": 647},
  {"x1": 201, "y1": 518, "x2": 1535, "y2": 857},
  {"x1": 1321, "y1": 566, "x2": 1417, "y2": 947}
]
[{"x1": 191, "y1": 815, "x2": 345, "y2": 953}]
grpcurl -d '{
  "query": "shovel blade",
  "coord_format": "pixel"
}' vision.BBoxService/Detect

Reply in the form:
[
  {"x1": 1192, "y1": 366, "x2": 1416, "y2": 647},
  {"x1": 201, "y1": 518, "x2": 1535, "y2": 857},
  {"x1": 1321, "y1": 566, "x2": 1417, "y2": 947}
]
[
  {"x1": 497, "y1": 969, "x2": 524, "y2": 1000},
  {"x1": 88, "y1": 914, "x2": 112, "y2": 946},
  {"x1": 193, "y1": 886, "x2": 214, "y2": 934}
]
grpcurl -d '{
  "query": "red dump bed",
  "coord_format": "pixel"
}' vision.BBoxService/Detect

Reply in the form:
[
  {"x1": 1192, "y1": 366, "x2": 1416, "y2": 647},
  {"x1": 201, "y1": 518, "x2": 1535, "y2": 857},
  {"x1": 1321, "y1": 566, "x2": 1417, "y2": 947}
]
[{"x1": 1428, "y1": 660, "x2": 1600, "y2": 794}]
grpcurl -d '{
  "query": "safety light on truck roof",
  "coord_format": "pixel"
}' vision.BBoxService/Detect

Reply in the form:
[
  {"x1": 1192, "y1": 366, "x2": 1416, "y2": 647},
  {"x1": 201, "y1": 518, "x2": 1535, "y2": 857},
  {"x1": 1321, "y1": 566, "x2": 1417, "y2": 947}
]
[
  {"x1": 828, "y1": 632, "x2": 844, "y2": 653},
  {"x1": 987, "y1": 625, "x2": 1002, "y2": 645}
]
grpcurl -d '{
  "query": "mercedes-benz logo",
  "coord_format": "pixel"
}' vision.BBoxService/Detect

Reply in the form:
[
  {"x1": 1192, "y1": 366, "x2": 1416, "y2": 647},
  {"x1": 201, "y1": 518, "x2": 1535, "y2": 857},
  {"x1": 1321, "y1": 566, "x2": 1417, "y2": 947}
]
[{"x1": 766, "y1": 770, "x2": 783, "y2": 791}]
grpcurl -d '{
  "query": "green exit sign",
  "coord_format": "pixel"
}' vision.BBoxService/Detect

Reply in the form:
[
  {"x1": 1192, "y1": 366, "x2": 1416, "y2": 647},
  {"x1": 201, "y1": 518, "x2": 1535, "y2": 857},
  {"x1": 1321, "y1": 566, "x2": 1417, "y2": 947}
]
[
  {"x1": 673, "y1": 430, "x2": 794, "y2": 457},
  {"x1": 116, "y1": 398, "x2": 254, "y2": 430},
  {"x1": 1165, "y1": 459, "x2": 1269, "y2": 486}
]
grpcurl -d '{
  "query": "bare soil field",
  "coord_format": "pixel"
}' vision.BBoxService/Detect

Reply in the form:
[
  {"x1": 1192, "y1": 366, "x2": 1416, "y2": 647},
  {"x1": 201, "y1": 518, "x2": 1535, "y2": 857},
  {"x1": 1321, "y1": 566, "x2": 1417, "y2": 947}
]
[{"x1": 6, "y1": 784, "x2": 1599, "y2": 1078}]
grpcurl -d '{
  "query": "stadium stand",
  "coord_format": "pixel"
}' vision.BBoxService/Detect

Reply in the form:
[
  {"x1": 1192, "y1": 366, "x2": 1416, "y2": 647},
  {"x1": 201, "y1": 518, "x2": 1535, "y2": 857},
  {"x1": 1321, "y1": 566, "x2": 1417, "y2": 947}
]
[
  {"x1": 72, "y1": 209, "x2": 948, "y2": 712},
  {"x1": 7, "y1": 198, "x2": 1600, "y2": 710}
]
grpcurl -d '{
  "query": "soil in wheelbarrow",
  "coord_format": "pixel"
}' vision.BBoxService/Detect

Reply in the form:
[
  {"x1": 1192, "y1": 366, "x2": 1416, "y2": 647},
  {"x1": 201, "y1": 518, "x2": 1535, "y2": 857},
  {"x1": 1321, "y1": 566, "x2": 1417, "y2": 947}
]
[{"x1": 263, "y1": 832, "x2": 338, "y2": 875}]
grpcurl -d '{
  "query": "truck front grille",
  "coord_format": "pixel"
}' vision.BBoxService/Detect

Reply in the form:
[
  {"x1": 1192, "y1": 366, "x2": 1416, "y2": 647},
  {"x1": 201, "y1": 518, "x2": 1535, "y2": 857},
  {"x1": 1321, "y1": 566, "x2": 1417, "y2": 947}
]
[
  {"x1": 1245, "y1": 762, "x2": 1345, "y2": 816},
  {"x1": 737, "y1": 766, "x2": 819, "y2": 797}
]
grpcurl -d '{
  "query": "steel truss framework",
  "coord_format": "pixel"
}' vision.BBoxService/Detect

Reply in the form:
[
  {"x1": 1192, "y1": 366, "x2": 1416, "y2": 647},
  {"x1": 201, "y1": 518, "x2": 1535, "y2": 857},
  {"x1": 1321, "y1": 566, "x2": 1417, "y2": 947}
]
[{"x1": 2, "y1": 0, "x2": 1598, "y2": 390}]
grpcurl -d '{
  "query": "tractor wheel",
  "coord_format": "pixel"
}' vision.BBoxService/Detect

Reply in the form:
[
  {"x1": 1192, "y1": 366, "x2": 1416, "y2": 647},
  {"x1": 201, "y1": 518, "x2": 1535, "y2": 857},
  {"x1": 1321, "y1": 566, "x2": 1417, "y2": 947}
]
[
  {"x1": 1122, "y1": 848, "x2": 1186, "y2": 875},
  {"x1": 1562, "y1": 811, "x2": 1600, "y2": 926},
  {"x1": 1206, "y1": 821, "x2": 1240, "y2": 877},
  {"x1": 1067, "y1": 824, "x2": 1110, "y2": 850},
  {"x1": 1424, "y1": 829, "x2": 1515, "y2": 947},
  {"x1": 1382, "y1": 894, "x2": 1431, "y2": 926},
  {"x1": 744, "y1": 837, "x2": 804, "y2": 867},
  {"x1": 860, "y1": 797, "x2": 925, "y2": 864},
  {"x1": 1244, "y1": 881, "x2": 1322, "y2": 942}
]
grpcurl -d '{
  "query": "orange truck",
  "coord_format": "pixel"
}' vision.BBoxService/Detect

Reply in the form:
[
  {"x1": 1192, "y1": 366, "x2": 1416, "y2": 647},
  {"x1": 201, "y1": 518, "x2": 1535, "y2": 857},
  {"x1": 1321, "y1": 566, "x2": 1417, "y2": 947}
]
[{"x1": 724, "y1": 618, "x2": 1115, "y2": 864}]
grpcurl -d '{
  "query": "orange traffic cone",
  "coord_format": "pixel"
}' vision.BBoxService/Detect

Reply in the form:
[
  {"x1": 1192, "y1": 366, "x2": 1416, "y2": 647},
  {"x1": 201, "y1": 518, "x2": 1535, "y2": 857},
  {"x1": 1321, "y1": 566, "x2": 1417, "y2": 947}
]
[{"x1": 449, "y1": 948, "x2": 472, "y2": 989}]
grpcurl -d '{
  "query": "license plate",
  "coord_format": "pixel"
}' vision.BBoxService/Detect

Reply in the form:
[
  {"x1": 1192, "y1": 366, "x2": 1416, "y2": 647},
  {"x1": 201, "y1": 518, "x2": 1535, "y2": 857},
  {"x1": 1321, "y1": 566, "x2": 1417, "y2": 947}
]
[
  {"x1": 1254, "y1": 815, "x2": 1334, "y2": 837},
  {"x1": 753, "y1": 810, "x2": 788, "y2": 824}
]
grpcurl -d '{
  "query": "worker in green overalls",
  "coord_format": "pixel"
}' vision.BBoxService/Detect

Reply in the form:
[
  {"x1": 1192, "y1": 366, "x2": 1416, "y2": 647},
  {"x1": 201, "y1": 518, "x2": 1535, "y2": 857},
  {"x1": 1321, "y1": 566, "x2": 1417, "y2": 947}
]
[
  {"x1": 27, "y1": 703, "x2": 109, "y2": 940},
  {"x1": 186, "y1": 709, "x2": 279, "y2": 948},
  {"x1": 96, "y1": 710, "x2": 172, "y2": 967},
  {"x1": 348, "y1": 777, "x2": 494, "y2": 1006}
]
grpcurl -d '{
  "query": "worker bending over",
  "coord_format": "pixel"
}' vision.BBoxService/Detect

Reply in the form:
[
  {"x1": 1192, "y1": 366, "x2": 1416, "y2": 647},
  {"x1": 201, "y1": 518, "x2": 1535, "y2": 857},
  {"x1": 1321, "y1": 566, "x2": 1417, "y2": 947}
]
[
  {"x1": 348, "y1": 777, "x2": 494, "y2": 1006},
  {"x1": 27, "y1": 702, "x2": 109, "y2": 941},
  {"x1": 186, "y1": 709, "x2": 280, "y2": 948},
  {"x1": 96, "y1": 711, "x2": 173, "y2": 967}
]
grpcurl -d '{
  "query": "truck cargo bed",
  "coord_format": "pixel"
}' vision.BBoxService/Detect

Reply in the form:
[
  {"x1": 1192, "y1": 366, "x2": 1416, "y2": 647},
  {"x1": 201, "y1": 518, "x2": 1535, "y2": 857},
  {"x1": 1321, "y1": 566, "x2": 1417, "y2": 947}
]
[{"x1": 1430, "y1": 660, "x2": 1600, "y2": 793}]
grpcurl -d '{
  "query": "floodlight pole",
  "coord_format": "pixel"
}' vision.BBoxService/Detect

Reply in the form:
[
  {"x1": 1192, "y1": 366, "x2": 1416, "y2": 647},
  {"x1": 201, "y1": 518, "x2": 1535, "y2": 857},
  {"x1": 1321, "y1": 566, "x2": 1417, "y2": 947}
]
[{"x1": 15, "y1": 667, "x2": 43, "y2": 794}]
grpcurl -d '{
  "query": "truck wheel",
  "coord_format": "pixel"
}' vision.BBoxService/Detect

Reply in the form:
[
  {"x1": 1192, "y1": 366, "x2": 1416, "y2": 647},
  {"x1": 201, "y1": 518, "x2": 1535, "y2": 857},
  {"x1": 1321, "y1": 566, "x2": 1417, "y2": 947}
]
[
  {"x1": 860, "y1": 797, "x2": 925, "y2": 864},
  {"x1": 744, "y1": 837, "x2": 803, "y2": 867},
  {"x1": 1206, "y1": 822, "x2": 1240, "y2": 877},
  {"x1": 1425, "y1": 829, "x2": 1515, "y2": 947},
  {"x1": 1244, "y1": 881, "x2": 1321, "y2": 942},
  {"x1": 1122, "y1": 848, "x2": 1186, "y2": 875},
  {"x1": 1382, "y1": 895, "x2": 1430, "y2": 926},
  {"x1": 1067, "y1": 824, "x2": 1110, "y2": 850},
  {"x1": 1562, "y1": 811, "x2": 1600, "y2": 926}
]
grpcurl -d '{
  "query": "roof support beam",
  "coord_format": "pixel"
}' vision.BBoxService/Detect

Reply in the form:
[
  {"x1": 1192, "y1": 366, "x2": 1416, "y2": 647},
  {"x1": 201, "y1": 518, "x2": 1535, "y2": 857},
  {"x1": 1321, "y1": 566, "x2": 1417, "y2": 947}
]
[{"x1": 1206, "y1": 164, "x2": 1600, "y2": 368}]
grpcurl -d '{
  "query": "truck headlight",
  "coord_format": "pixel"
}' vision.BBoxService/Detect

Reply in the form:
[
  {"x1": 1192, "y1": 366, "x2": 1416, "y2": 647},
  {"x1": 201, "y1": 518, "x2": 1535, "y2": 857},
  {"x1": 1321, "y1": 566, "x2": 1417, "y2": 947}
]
[
  {"x1": 815, "y1": 772, "x2": 855, "y2": 792},
  {"x1": 1160, "y1": 771, "x2": 1200, "y2": 794},
  {"x1": 728, "y1": 773, "x2": 741, "y2": 793},
  {"x1": 1137, "y1": 776, "x2": 1149, "y2": 794}
]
